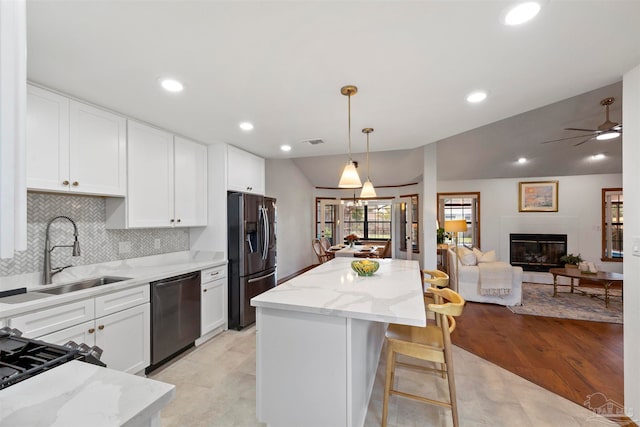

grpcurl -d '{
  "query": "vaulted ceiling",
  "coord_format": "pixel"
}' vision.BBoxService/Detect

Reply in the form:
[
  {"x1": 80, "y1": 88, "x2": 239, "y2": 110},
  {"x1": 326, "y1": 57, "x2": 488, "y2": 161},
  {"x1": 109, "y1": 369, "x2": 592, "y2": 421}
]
[{"x1": 26, "y1": 1, "x2": 639, "y2": 183}]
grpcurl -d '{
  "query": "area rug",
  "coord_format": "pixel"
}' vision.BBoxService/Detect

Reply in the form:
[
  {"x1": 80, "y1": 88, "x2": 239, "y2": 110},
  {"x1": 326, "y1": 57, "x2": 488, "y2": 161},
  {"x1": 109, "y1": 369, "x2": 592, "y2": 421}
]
[{"x1": 508, "y1": 283, "x2": 623, "y2": 324}]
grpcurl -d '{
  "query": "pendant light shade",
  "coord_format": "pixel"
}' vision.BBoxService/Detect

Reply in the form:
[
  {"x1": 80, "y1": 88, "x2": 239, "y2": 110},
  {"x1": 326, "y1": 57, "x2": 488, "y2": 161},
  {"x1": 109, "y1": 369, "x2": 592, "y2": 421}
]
[
  {"x1": 339, "y1": 161, "x2": 362, "y2": 188},
  {"x1": 359, "y1": 127, "x2": 376, "y2": 198},
  {"x1": 360, "y1": 179, "x2": 376, "y2": 198},
  {"x1": 339, "y1": 85, "x2": 362, "y2": 188}
]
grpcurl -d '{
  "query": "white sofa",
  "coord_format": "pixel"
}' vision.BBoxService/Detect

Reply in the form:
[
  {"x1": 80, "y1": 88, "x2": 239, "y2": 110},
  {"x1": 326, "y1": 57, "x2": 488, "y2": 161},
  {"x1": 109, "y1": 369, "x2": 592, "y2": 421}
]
[{"x1": 447, "y1": 247, "x2": 523, "y2": 306}]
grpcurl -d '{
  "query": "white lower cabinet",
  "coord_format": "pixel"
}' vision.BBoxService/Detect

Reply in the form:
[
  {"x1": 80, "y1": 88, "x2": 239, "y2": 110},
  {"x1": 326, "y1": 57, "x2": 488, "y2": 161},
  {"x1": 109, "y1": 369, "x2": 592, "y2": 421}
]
[
  {"x1": 201, "y1": 266, "x2": 227, "y2": 337},
  {"x1": 11, "y1": 285, "x2": 150, "y2": 374},
  {"x1": 202, "y1": 278, "x2": 226, "y2": 334},
  {"x1": 94, "y1": 303, "x2": 150, "y2": 373}
]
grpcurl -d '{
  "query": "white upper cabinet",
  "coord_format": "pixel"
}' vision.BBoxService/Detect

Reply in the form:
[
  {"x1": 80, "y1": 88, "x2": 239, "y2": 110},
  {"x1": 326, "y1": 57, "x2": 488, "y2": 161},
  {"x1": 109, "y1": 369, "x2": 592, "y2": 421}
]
[
  {"x1": 106, "y1": 121, "x2": 207, "y2": 228},
  {"x1": 26, "y1": 85, "x2": 126, "y2": 196},
  {"x1": 174, "y1": 136, "x2": 207, "y2": 226},
  {"x1": 68, "y1": 100, "x2": 127, "y2": 195},
  {"x1": 126, "y1": 121, "x2": 175, "y2": 228},
  {"x1": 26, "y1": 85, "x2": 70, "y2": 191},
  {"x1": 227, "y1": 145, "x2": 265, "y2": 195}
]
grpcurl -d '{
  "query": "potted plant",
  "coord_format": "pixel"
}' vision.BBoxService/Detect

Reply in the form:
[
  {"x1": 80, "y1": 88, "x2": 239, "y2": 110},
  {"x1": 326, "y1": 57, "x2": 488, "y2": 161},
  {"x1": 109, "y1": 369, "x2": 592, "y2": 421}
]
[
  {"x1": 437, "y1": 227, "x2": 452, "y2": 245},
  {"x1": 345, "y1": 233, "x2": 359, "y2": 248},
  {"x1": 560, "y1": 253, "x2": 583, "y2": 268}
]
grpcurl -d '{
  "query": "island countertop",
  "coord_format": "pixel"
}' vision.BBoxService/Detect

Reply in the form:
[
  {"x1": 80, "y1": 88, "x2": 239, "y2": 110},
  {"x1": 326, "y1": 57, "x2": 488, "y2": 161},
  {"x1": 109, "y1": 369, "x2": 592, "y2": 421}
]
[
  {"x1": 251, "y1": 258, "x2": 426, "y2": 327},
  {"x1": 0, "y1": 360, "x2": 175, "y2": 427}
]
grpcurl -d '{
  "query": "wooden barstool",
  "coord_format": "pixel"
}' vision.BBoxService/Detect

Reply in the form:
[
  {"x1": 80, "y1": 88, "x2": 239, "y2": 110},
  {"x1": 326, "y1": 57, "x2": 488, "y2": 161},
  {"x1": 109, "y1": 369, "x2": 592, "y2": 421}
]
[{"x1": 382, "y1": 287, "x2": 465, "y2": 427}]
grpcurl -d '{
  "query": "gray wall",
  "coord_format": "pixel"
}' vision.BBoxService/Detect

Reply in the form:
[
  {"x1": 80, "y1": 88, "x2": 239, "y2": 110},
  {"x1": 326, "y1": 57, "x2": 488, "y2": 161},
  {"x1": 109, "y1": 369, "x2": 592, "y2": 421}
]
[
  {"x1": 0, "y1": 192, "x2": 189, "y2": 277},
  {"x1": 265, "y1": 158, "x2": 315, "y2": 279}
]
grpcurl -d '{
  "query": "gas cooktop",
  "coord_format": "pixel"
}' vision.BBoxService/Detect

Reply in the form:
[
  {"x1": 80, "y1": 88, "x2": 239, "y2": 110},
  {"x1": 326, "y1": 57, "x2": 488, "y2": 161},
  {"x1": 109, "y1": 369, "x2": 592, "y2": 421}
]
[{"x1": 0, "y1": 327, "x2": 105, "y2": 390}]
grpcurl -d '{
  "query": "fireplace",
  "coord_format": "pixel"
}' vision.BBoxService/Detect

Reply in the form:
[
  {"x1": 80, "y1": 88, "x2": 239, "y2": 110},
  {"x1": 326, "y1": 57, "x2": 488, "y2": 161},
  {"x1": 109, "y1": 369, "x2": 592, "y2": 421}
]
[{"x1": 510, "y1": 233, "x2": 567, "y2": 272}]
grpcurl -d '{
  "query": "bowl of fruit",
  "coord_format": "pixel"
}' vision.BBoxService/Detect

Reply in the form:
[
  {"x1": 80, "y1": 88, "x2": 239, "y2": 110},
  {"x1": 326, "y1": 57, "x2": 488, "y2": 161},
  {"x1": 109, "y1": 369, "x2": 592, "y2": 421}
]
[{"x1": 351, "y1": 259, "x2": 380, "y2": 277}]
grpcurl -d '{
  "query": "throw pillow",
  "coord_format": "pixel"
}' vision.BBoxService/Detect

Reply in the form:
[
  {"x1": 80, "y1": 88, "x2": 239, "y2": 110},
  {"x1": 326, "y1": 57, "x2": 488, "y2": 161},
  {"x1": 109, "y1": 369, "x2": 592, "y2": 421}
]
[
  {"x1": 473, "y1": 248, "x2": 497, "y2": 263},
  {"x1": 457, "y1": 246, "x2": 477, "y2": 266}
]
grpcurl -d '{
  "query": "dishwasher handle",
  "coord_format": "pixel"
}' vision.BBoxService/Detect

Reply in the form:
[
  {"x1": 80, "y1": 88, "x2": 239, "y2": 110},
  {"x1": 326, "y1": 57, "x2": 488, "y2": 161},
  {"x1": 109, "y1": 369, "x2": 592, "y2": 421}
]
[{"x1": 152, "y1": 272, "x2": 200, "y2": 288}]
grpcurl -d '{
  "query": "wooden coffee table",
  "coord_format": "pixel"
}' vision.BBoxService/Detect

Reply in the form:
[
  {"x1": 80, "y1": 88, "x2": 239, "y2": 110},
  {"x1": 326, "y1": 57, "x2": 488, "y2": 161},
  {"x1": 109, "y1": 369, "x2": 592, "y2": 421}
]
[{"x1": 549, "y1": 268, "x2": 623, "y2": 308}]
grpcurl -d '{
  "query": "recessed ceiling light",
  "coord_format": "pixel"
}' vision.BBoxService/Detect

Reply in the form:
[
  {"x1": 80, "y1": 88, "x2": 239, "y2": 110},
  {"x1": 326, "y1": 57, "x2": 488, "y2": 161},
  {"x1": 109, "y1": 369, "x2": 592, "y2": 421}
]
[
  {"x1": 280, "y1": 145, "x2": 292, "y2": 152},
  {"x1": 504, "y1": 2, "x2": 541, "y2": 26},
  {"x1": 466, "y1": 91, "x2": 487, "y2": 103},
  {"x1": 592, "y1": 153, "x2": 606, "y2": 160},
  {"x1": 596, "y1": 131, "x2": 620, "y2": 141},
  {"x1": 160, "y1": 78, "x2": 183, "y2": 92},
  {"x1": 517, "y1": 157, "x2": 527, "y2": 164},
  {"x1": 239, "y1": 122, "x2": 254, "y2": 131}
]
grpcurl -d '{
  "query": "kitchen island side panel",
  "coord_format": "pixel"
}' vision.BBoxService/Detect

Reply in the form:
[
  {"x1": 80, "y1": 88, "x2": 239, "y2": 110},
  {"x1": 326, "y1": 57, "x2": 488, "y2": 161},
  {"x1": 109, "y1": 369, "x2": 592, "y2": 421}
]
[
  {"x1": 257, "y1": 307, "x2": 348, "y2": 427},
  {"x1": 256, "y1": 307, "x2": 387, "y2": 427}
]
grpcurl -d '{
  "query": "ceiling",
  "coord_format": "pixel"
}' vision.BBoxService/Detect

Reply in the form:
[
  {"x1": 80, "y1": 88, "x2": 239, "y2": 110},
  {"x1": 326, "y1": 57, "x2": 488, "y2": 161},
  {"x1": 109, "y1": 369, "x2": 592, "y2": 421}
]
[{"x1": 26, "y1": 1, "x2": 639, "y2": 183}]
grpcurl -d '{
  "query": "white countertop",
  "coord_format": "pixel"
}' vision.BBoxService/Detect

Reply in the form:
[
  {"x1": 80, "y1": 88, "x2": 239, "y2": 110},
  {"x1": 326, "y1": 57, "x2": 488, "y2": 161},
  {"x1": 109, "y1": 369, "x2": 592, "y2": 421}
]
[
  {"x1": 251, "y1": 258, "x2": 426, "y2": 326},
  {"x1": 0, "y1": 251, "x2": 227, "y2": 319},
  {"x1": 0, "y1": 360, "x2": 175, "y2": 427}
]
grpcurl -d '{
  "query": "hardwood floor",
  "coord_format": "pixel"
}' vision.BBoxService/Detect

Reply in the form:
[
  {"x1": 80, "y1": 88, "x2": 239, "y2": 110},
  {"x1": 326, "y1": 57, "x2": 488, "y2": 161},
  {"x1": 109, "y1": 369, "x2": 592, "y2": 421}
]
[{"x1": 452, "y1": 301, "x2": 624, "y2": 412}]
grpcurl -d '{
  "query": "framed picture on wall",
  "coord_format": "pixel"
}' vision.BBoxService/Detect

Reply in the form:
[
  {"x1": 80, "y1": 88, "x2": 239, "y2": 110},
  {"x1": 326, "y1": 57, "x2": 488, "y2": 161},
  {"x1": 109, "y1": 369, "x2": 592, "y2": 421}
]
[{"x1": 518, "y1": 181, "x2": 558, "y2": 212}]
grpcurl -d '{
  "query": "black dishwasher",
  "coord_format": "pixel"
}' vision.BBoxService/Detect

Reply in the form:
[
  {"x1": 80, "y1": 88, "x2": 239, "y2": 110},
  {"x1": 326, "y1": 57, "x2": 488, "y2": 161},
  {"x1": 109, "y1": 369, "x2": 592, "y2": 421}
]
[{"x1": 147, "y1": 271, "x2": 201, "y2": 372}]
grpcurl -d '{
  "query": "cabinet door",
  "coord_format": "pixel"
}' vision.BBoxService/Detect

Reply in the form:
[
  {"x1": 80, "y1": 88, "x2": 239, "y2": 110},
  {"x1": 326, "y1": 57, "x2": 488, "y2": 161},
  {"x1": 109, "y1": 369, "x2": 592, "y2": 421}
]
[
  {"x1": 174, "y1": 136, "x2": 207, "y2": 227},
  {"x1": 37, "y1": 320, "x2": 95, "y2": 347},
  {"x1": 201, "y1": 277, "x2": 227, "y2": 335},
  {"x1": 69, "y1": 101, "x2": 126, "y2": 196},
  {"x1": 227, "y1": 145, "x2": 265, "y2": 195},
  {"x1": 26, "y1": 85, "x2": 70, "y2": 192},
  {"x1": 96, "y1": 303, "x2": 150, "y2": 374},
  {"x1": 127, "y1": 121, "x2": 175, "y2": 228}
]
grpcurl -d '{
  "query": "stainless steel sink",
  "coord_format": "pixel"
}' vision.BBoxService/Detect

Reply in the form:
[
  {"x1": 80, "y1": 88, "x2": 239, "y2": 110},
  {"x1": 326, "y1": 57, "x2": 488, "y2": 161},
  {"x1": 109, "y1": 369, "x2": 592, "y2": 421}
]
[{"x1": 38, "y1": 276, "x2": 132, "y2": 295}]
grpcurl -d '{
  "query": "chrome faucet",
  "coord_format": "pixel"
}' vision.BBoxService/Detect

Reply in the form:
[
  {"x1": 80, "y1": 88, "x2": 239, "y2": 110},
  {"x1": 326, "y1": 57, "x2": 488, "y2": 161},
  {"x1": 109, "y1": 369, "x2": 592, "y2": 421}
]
[{"x1": 43, "y1": 215, "x2": 81, "y2": 284}]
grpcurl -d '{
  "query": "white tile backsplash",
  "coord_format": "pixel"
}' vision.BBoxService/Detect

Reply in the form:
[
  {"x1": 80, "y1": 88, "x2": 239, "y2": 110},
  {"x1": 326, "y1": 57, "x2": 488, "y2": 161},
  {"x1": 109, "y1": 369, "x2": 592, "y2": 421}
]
[{"x1": 0, "y1": 192, "x2": 190, "y2": 277}]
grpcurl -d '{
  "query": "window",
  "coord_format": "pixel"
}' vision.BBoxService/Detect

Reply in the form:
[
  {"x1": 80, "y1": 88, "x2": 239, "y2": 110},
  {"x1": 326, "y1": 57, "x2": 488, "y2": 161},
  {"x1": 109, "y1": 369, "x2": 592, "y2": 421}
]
[
  {"x1": 343, "y1": 201, "x2": 391, "y2": 241},
  {"x1": 316, "y1": 198, "x2": 337, "y2": 245},
  {"x1": 602, "y1": 188, "x2": 623, "y2": 262},
  {"x1": 437, "y1": 192, "x2": 480, "y2": 248},
  {"x1": 399, "y1": 195, "x2": 420, "y2": 252}
]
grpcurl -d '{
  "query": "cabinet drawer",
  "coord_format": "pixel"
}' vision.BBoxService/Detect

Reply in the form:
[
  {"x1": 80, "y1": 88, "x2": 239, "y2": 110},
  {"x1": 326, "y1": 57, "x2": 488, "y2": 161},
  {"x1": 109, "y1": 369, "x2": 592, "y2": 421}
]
[
  {"x1": 202, "y1": 266, "x2": 226, "y2": 284},
  {"x1": 95, "y1": 285, "x2": 150, "y2": 318},
  {"x1": 37, "y1": 320, "x2": 94, "y2": 346},
  {"x1": 9, "y1": 299, "x2": 95, "y2": 338}
]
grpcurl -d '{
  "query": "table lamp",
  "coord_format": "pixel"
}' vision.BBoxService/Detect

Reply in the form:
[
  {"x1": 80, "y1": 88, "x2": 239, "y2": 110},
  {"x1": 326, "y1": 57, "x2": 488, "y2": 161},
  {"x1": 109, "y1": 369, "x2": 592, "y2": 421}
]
[{"x1": 444, "y1": 219, "x2": 468, "y2": 248}]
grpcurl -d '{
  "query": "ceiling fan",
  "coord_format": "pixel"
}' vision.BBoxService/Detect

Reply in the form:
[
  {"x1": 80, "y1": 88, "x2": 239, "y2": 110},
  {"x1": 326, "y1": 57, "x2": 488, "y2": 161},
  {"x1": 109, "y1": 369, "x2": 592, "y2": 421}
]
[{"x1": 541, "y1": 97, "x2": 622, "y2": 146}]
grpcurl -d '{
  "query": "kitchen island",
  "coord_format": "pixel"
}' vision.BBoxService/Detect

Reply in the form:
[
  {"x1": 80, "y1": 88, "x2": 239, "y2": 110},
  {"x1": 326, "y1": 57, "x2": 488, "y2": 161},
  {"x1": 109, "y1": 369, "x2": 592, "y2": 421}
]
[{"x1": 251, "y1": 258, "x2": 425, "y2": 427}]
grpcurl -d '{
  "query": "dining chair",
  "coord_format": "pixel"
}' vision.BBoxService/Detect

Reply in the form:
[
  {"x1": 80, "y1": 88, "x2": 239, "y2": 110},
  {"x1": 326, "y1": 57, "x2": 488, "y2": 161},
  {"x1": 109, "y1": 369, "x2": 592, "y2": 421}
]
[
  {"x1": 319, "y1": 237, "x2": 332, "y2": 253},
  {"x1": 382, "y1": 287, "x2": 465, "y2": 427},
  {"x1": 312, "y1": 239, "x2": 333, "y2": 264}
]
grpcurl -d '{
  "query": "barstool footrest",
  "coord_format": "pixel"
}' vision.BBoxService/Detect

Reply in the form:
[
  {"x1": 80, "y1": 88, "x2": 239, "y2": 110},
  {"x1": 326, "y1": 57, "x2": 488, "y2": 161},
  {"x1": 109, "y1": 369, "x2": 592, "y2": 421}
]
[{"x1": 390, "y1": 389, "x2": 453, "y2": 409}]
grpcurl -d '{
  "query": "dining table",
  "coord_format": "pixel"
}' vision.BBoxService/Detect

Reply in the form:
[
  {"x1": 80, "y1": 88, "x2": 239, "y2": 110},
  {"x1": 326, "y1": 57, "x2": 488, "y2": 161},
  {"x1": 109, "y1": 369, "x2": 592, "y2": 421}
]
[{"x1": 330, "y1": 244, "x2": 380, "y2": 258}]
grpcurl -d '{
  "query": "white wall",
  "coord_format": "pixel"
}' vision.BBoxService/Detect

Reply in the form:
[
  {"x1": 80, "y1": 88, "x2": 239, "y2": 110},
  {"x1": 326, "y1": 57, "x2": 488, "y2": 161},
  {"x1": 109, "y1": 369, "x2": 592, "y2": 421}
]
[
  {"x1": 190, "y1": 142, "x2": 228, "y2": 254},
  {"x1": 437, "y1": 173, "x2": 623, "y2": 274},
  {"x1": 265, "y1": 158, "x2": 316, "y2": 279},
  {"x1": 623, "y1": 64, "x2": 640, "y2": 421},
  {"x1": 422, "y1": 143, "x2": 438, "y2": 270}
]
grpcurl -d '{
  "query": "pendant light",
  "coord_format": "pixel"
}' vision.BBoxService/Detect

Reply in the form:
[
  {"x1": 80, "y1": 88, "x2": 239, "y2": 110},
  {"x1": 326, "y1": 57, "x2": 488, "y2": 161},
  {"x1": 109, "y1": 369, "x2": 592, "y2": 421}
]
[
  {"x1": 338, "y1": 85, "x2": 362, "y2": 188},
  {"x1": 360, "y1": 127, "x2": 377, "y2": 198}
]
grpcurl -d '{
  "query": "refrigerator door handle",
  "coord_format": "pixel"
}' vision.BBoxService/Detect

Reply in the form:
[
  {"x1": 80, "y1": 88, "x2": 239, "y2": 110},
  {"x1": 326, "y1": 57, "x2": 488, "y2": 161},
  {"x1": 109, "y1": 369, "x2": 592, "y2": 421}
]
[
  {"x1": 247, "y1": 270, "x2": 276, "y2": 284},
  {"x1": 260, "y1": 207, "x2": 269, "y2": 259}
]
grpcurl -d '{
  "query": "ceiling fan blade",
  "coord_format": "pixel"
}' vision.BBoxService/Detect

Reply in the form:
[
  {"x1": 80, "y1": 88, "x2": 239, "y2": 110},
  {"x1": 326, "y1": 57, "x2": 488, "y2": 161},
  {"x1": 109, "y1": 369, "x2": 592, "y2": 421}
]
[
  {"x1": 573, "y1": 136, "x2": 595, "y2": 147},
  {"x1": 541, "y1": 133, "x2": 597, "y2": 144},
  {"x1": 565, "y1": 127, "x2": 598, "y2": 132}
]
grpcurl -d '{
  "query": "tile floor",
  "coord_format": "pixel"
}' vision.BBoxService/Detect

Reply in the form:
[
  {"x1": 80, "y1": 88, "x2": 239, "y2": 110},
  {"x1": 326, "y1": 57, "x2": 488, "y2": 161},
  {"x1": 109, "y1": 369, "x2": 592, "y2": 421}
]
[{"x1": 149, "y1": 327, "x2": 617, "y2": 427}]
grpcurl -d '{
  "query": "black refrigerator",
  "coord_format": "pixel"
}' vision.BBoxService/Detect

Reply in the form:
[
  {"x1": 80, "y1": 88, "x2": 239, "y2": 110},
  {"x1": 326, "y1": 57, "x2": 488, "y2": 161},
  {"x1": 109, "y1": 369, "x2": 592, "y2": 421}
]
[{"x1": 228, "y1": 192, "x2": 277, "y2": 329}]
